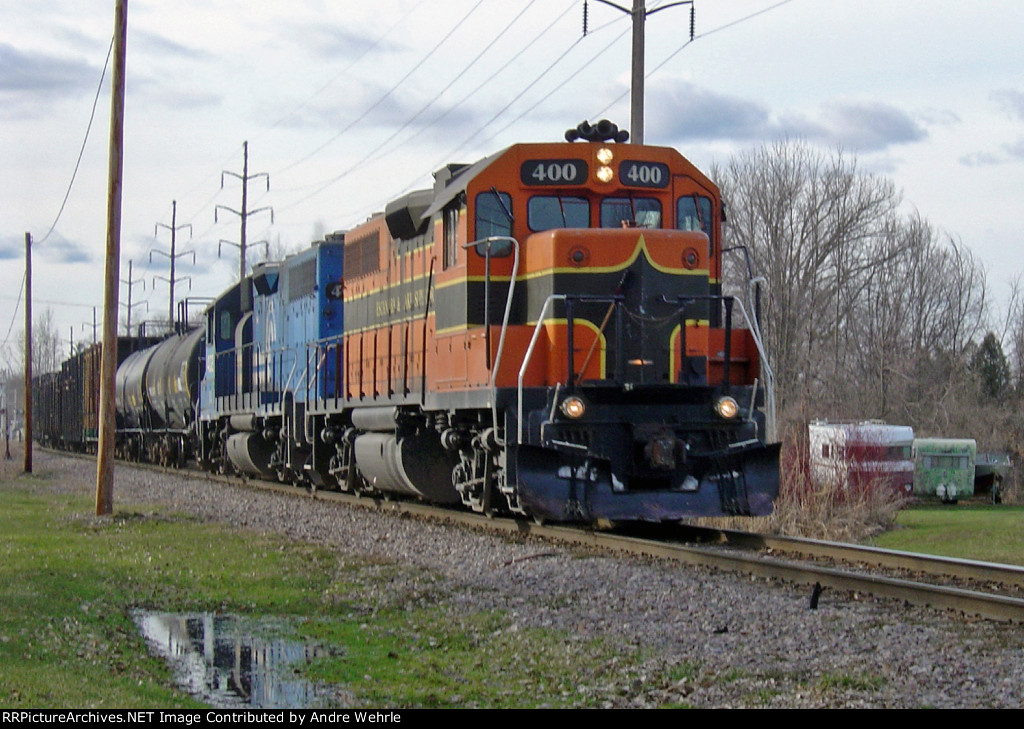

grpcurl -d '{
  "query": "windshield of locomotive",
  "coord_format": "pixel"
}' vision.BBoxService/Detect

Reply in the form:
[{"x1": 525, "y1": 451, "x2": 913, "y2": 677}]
[
  {"x1": 527, "y1": 196, "x2": 589, "y2": 231},
  {"x1": 600, "y1": 197, "x2": 661, "y2": 228}
]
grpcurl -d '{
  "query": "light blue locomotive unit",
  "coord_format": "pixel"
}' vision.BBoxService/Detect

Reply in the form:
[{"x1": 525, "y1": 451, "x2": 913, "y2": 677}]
[{"x1": 196, "y1": 233, "x2": 345, "y2": 483}]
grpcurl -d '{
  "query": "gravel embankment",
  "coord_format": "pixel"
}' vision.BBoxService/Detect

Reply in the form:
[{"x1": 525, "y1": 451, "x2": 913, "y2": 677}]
[{"x1": 7, "y1": 448, "x2": 1023, "y2": 708}]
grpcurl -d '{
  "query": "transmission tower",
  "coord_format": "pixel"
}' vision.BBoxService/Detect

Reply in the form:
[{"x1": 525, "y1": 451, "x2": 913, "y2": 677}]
[
  {"x1": 216, "y1": 141, "x2": 273, "y2": 286},
  {"x1": 119, "y1": 259, "x2": 147, "y2": 336},
  {"x1": 152, "y1": 200, "x2": 194, "y2": 332}
]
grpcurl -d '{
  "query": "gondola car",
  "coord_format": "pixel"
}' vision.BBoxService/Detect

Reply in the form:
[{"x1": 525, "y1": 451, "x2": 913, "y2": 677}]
[{"x1": 33, "y1": 336, "x2": 158, "y2": 452}]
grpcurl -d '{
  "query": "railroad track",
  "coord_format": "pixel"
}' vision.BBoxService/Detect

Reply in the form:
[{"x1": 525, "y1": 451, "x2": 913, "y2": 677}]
[{"x1": 43, "y1": 448, "x2": 1024, "y2": 623}]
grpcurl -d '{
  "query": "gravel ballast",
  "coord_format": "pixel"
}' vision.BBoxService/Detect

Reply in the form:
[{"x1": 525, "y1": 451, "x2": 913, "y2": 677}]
[{"x1": 9, "y1": 449, "x2": 1024, "y2": 708}]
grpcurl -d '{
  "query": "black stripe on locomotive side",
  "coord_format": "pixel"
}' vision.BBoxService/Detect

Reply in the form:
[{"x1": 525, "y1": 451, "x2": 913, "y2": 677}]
[{"x1": 342, "y1": 257, "x2": 711, "y2": 349}]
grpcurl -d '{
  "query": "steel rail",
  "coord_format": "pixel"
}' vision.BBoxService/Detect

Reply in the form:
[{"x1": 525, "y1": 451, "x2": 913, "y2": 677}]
[
  {"x1": 238, "y1": 484, "x2": 1024, "y2": 622},
  {"x1": 40, "y1": 448, "x2": 1024, "y2": 622},
  {"x1": 673, "y1": 525, "x2": 1024, "y2": 589}
]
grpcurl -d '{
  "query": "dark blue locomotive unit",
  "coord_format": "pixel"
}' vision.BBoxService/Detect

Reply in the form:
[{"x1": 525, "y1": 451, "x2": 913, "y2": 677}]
[{"x1": 34, "y1": 125, "x2": 780, "y2": 525}]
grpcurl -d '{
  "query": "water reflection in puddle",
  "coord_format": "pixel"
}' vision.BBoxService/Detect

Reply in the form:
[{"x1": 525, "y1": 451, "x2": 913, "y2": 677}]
[{"x1": 135, "y1": 611, "x2": 348, "y2": 709}]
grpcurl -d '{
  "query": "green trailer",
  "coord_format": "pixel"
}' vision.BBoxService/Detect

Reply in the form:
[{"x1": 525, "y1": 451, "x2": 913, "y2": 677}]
[{"x1": 913, "y1": 438, "x2": 976, "y2": 503}]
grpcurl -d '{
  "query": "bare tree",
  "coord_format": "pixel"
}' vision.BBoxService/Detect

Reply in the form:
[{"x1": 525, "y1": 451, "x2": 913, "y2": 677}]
[
  {"x1": 15, "y1": 309, "x2": 64, "y2": 376},
  {"x1": 717, "y1": 138, "x2": 994, "y2": 449},
  {"x1": 717, "y1": 139, "x2": 899, "y2": 418}
]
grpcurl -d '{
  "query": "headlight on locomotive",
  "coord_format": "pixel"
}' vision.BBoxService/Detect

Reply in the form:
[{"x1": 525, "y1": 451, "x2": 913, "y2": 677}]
[
  {"x1": 714, "y1": 395, "x2": 740, "y2": 419},
  {"x1": 559, "y1": 395, "x2": 587, "y2": 419}
]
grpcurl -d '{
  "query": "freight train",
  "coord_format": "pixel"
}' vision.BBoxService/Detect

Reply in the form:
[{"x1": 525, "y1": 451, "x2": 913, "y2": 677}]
[{"x1": 33, "y1": 122, "x2": 780, "y2": 525}]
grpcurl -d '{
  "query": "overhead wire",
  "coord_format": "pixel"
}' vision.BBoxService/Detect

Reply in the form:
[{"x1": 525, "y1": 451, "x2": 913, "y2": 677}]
[
  {"x1": 168, "y1": 2, "x2": 431, "y2": 238},
  {"x1": 169, "y1": 3, "x2": 425, "y2": 231},
  {"x1": 37, "y1": 35, "x2": 115, "y2": 246},
  {"x1": 274, "y1": 0, "x2": 557, "y2": 214},
  {"x1": 345, "y1": 0, "x2": 800, "y2": 226},
  {"x1": 589, "y1": 0, "x2": 799, "y2": 119},
  {"x1": 258, "y1": 0, "x2": 429, "y2": 138},
  {"x1": 273, "y1": 0, "x2": 490, "y2": 179},
  {"x1": 1, "y1": 33, "x2": 115, "y2": 364},
  {"x1": 355, "y1": 6, "x2": 629, "y2": 214}
]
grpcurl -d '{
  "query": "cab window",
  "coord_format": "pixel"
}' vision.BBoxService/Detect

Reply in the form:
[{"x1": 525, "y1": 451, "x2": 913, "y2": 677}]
[
  {"x1": 475, "y1": 191, "x2": 513, "y2": 239},
  {"x1": 677, "y1": 195, "x2": 713, "y2": 237},
  {"x1": 528, "y1": 196, "x2": 589, "y2": 231},
  {"x1": 219, "y1": 309, "x2": 233, "y2": 341},
  {"x1": 600, "y1": 197, "x2": 661, "y2": 228},
  {"x1": 443, "y1": 201, "x2": 460, "y2": 269}
]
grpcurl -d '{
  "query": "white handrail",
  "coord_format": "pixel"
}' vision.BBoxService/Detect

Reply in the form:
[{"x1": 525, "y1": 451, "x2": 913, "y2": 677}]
[
  {"x1": 517, "y1": 295, "x2": 565, "y2": 444},
  {"x1": 463, "y1": 236, "x2": 520, "y2": 447},
  {"x1": 730, "y1": 297, "x2": 776, "y2": 442}
]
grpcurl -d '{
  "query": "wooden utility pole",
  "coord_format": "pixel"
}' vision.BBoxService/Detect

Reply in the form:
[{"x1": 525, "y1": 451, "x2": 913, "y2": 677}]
[
  {"x1": 96, "y1": 0, "x2": 128, "y2": 516},
  {"x1": 23, "y1": 232, "x2": 32, "y2": 474},
  {"x1": 591, "y1": 0, "x2": 694, "y2": 145}
]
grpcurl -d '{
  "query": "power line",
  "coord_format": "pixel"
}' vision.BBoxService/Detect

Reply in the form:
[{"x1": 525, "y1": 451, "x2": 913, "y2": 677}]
[
  {"x1": 258, "y1": 0, "x2": 429, "y2": 138},
  {"x1": 287, "y1": 0, "x2": 589, "y2": 218},
  {"x1": 0, "y1": 273, "x2": 27, "y2": 356},
  {"x1": 274, "y1": 0, "x2": 490, "y2": 179},
  {"x1": 275, "y1": 0, "x2": 563, "y2": 214},
  {"x1": 1, "y1": 34, "x2": 113, "y2": 361},
  {"x1": 38, "y1": 35, "x2": 115, "y2": 245},
  {"x1": 172, "y1": 3, "x2": 431, "y2": 231},
  {"x1": 590, "y1": 0, "x2": 799, "y2": 119}
]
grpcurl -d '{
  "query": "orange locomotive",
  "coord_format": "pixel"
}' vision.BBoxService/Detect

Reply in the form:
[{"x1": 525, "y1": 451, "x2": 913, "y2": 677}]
[{"x1": 306, "y1": 121, "x2": 780, "y2": 523}]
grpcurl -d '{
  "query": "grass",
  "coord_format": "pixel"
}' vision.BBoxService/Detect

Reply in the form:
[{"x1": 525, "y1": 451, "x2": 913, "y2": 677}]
[
  {"x1": 0, "y1": 466, "x2": 691, "y2": 709},
  {"x1": 817, "y1": 672, "x2": 885, "y2": 692},
  {"x1": 0, "y1": 477, "x2": 341, "y2": 708},
  {"x1": 298, "y1": 609, "x2": 638, "y2": 708},
  {"x1": 869, "y1": 504, "x2": 1024, "y2": 565}
]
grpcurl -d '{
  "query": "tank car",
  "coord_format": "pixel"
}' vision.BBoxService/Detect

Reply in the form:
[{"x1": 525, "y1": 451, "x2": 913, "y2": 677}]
[
  {"x1": 115, "y1": 329, "x2": 203, "y2": 465},
  {"x1": 296, "y1": 122, "x2": 780, "y2": 524}
]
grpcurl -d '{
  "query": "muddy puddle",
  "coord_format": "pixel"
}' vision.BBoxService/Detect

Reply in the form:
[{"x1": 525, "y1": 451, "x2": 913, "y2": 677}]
[{"x1": 134, "y1": 611, "x2": 350, "y2": 709}]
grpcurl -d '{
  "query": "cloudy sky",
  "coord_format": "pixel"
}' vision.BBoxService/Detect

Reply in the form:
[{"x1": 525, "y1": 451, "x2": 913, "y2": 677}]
[{"x1": 1, "y1": 0, "x2": 1022, "y2": 368}]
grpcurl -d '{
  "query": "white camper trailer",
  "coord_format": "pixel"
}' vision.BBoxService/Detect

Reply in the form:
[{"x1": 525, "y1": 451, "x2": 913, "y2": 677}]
[{"x1": 808, "y1": 420, "x2": 914, "y2": 496}]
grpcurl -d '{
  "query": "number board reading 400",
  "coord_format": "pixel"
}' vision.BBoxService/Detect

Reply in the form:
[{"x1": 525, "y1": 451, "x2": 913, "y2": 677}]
[
  {"x1": 520, "y1": 159, "x2": 588, "y2": 186},
  {"x1": 620, "y1": 160, "x2": 671, "y2": 188}
]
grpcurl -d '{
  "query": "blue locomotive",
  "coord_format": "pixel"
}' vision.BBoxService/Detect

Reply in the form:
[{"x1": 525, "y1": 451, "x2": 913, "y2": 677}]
[{"x1": 195, "y1": 233, "x2": 345, "y2": 482}]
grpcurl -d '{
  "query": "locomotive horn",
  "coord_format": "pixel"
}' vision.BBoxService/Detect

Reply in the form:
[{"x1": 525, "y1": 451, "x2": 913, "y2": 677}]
[
  {"x1": 565, "y1": 120, "x2": 628, "y2": 143},
  {"x1": 594, "y1": 119, "x2": 615, "y2": 138}
]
